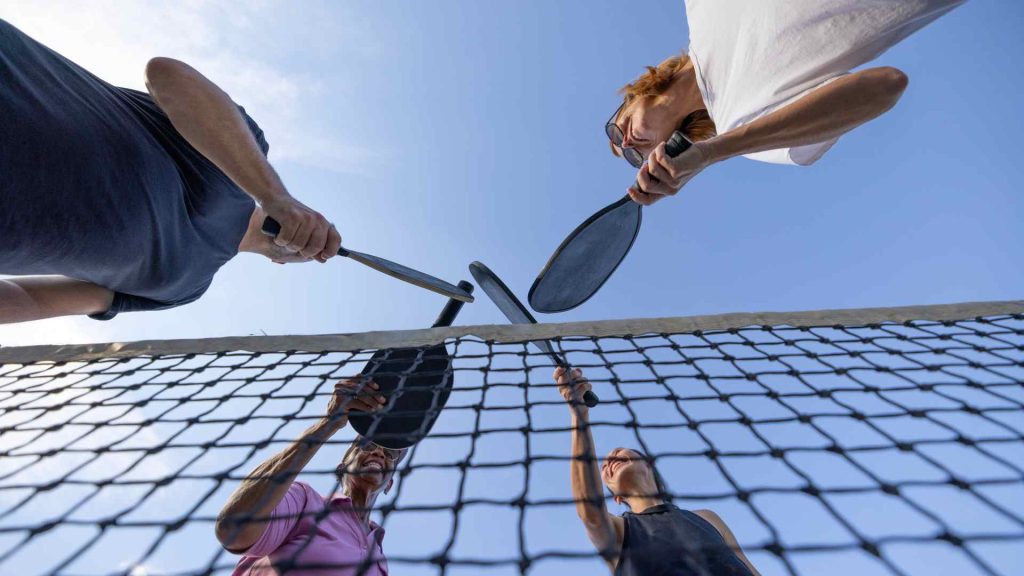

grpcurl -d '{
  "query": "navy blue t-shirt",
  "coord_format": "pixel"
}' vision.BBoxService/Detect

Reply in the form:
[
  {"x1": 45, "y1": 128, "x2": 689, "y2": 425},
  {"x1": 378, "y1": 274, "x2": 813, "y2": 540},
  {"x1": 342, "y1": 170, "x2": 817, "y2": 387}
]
[{"x1": 0, "y1": 19, "x2": 268, "y2": 319}]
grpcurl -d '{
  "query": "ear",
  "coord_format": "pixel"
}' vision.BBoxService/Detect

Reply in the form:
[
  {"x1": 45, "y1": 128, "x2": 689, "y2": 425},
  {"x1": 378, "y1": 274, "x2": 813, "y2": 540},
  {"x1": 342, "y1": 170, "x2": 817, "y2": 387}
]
[{"x1": 384, "y1": 477, "x2": 394, "y2": 495}]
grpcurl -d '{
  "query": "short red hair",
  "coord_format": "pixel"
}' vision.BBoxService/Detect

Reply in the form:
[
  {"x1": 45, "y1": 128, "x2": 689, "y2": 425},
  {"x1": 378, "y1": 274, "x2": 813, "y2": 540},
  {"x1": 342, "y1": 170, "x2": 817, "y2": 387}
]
[{"x1": 611, "y1": 53, "x2": 717, "y2": 156}]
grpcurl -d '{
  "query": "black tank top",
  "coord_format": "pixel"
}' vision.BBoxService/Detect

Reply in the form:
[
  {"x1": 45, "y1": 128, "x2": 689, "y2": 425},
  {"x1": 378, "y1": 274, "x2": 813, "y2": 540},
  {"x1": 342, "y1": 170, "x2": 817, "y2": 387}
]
[{"x1": 616, "y1": 504, "x2": 753, "y2": 576}]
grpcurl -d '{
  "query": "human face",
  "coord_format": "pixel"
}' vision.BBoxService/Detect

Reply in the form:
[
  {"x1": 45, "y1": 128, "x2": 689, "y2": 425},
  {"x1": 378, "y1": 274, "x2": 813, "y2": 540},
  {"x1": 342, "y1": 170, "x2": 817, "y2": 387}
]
[
  {"x1": 336, "y1": 440, "x2": 407, "y2": 490},
  {"x1": 607, "y1": 97, "x2": 680, "y2": 168},
  {"x1": 601, "y1": 447, "x2": 654, "y2": 498}
]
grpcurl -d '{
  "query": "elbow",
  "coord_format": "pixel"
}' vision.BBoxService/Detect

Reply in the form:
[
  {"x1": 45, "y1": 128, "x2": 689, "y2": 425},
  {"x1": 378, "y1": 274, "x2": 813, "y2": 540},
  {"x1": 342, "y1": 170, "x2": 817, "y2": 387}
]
[
  {"x1": 144, "y1": 57, "x2": 193, "y2": 98},
  {"x1": 870, "y1": 67, "x2": 909, "y2": 111},
  {"x1": 214, "y1": 514, "x2": 252, "y2": 553}
]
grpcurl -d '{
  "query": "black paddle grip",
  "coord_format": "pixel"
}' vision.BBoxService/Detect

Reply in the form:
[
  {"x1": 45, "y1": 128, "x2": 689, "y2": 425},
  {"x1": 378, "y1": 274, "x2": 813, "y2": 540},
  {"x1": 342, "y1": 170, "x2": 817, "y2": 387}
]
[
  {"x1": 261, "y1": 216, "x2": 282, "y2": 237},
  {"x1": 583, "y1": 390, "x2": 598, "y2": 408},
  {"x1": 433, "y1": 281, "x2": 475, "y2": 328},
  {"x1": 632, "y1": 131, "x2": 692, "y2": 193}
]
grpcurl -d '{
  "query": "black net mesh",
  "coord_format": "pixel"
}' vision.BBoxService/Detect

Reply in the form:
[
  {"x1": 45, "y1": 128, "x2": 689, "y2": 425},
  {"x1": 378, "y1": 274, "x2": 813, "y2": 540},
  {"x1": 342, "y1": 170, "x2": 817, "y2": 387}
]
[{"x1": 1, "y1": 307, "x2": 1022, "y2": 575}]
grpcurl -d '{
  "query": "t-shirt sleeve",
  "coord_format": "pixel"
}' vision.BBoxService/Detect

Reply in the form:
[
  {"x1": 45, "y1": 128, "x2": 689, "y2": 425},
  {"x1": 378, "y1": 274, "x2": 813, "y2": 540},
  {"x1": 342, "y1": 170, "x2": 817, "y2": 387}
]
[
  {"x1": 88, "y1": 287, "x2": 206, "y2": 320},
  {"x1": 239, "y1": 481, "x2": 313, "y2": 558}
]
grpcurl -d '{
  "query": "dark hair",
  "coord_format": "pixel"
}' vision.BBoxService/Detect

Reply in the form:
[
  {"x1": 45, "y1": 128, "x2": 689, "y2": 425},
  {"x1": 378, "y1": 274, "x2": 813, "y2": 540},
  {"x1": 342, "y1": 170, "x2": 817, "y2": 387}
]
[{"x1": 611, "y1": 449, "x2": 672, "y2": 509}]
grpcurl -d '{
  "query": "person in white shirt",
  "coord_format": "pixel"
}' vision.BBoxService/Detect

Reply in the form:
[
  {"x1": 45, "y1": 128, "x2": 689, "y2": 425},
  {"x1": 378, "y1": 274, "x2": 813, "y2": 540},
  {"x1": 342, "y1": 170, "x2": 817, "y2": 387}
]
[{"x1": 607, "y1": 0, "x2": 966, "y2": 206}]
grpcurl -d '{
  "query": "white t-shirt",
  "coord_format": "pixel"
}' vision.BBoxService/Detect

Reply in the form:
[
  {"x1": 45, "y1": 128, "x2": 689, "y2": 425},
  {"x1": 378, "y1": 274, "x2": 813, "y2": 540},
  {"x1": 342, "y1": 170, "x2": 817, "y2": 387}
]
[{"x1": 685, "y1": 0, "x2": 965, "y2": 165}]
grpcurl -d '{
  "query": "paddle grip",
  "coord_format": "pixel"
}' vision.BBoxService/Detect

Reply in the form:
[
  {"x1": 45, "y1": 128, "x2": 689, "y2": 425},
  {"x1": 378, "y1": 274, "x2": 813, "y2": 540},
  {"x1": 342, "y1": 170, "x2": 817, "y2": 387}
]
[
  {"x1": 558, "y1": 356, "x2": 599, "y2": 408},
  {"x1": 632, "y1": 130, "x2": 692, "y2": 192},
  {"x1": 261, "y1": 216, "x2": 282, "y2": 236},
  {"x1": 433, "y1": 281, "x2": 475, "y2": 328},
  {"x1": 261, "y1": 216, "x2": 349, "y2": 257}
]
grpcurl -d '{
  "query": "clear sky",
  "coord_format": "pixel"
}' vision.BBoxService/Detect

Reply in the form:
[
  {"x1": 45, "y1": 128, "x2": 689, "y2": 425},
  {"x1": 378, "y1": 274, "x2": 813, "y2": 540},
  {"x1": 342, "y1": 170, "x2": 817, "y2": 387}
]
[{"x1": 0, "y1": 1, "x2": 1021, "y2": 575}]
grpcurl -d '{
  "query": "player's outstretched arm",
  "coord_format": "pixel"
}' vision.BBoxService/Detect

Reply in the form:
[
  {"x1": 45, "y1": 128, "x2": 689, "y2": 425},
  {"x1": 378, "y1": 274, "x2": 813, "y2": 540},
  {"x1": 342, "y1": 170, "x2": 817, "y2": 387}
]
[
  {"x1": 633, "y1": 67, "x2": 909, "y2": 206},
  {"x1": 144, "y1": 57, "x2": 341, "y2": 262},
  {"x1": 703, "y1": 66, "x2": 908, "y2": 163},
  {"x1": 214, "y1": 377, "x2": 385, "y2": 552},
  {"x1": 555, "y1": 368, "x2": 624, "y2": 570},
  {"x1": 0, "y1": 277, "x2": 113, "y2": 324}
]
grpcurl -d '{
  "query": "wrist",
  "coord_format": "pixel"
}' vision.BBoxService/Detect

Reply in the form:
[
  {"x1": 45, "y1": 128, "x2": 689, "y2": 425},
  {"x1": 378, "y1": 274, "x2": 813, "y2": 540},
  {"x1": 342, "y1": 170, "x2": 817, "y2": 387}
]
[{"x1": 313, "y1": 416, "x2": 346, "y2": 438}]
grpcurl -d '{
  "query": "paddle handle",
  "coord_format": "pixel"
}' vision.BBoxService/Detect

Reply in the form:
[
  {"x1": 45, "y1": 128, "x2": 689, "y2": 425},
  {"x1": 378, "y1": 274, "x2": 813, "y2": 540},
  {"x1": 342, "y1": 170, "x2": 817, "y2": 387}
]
[
  {"x1": 433, "y1": 281, "x2": 475, "y2": 327},
  {"x1": 261, "y1": 216, "x2": 348, "y2": 256},
  {"x1": 555, "y1": 355, "x2": 599, "y2": 408},
  {"x1": 632, "y1": 131, "x2": 692, "y2": 191}
]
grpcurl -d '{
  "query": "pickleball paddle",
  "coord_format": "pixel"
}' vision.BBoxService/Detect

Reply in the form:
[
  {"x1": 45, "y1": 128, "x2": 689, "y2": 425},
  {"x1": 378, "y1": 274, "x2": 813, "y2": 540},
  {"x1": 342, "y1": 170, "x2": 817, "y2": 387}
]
[
  {"x1": 529, "y1": 131, "x2": 691, "y2": 313},
  {"x1": 262, "y1": 217, "x2": 473, "y2": 303},
  {"x1": 469, "y1": 261, "x2": 599, "y2": 408},
  {"x1": 348, "y1": 280, "x2": 474, "y2": 448}
]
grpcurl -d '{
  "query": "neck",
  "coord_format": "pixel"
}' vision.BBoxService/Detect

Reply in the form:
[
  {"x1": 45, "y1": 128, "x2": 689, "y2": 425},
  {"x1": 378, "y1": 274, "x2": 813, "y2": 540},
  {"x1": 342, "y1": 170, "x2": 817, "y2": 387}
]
[
  {"x1": 624, "y1": 495, "x2": 666, "y2": 514},
  {"x1": 347, "y1": 484, "x2": 380, "y2": 527}
]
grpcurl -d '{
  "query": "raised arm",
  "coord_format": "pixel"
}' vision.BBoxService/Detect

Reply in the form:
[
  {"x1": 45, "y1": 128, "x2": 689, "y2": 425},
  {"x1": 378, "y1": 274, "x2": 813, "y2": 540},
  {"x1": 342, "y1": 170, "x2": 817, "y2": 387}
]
[
  {"x1": 0, "y1": 277, "x2": 113, "y2": 324},
  {"x1": 555, "y1": 368, "x2": 624, "y2": 570},
  {"x1": 143, "y1": 57, "x2": 341, "y2": 262},
  {"x1": 636, "y1": 67, "x2": 909, "y2": 204},
  {"x1": 214, "y1": 377, "x2": 385, "y2": 552}
]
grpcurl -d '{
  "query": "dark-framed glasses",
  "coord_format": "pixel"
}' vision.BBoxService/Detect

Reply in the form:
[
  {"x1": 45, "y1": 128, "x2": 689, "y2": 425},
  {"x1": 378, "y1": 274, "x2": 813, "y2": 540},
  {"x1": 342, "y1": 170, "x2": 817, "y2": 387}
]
[{"x1": 605, "y1": 103, "x2": 645, "y2": 168}]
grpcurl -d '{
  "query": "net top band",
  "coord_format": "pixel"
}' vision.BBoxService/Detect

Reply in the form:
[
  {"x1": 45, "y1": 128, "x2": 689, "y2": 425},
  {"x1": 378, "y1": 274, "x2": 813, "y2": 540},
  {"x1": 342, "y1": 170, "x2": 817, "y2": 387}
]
[{"x1": 2, "y1": 299, "x2": 1021, "y2": 365}]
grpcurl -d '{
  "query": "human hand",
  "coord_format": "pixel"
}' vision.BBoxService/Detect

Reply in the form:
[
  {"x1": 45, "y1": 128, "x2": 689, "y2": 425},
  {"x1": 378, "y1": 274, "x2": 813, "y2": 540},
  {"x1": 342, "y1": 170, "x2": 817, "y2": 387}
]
[
  {"x1": 260, "y1": 195, "x2": 342, "y2": 262},
  {"x1": 627, "y1": 139, "x2": 712, "y2": 206},
  {"x1": 554, "y1": 367, "x2": 592, "y2": 412},
  {"x1": 324, "y1": 377, "x2": 387, "y2": 430}
]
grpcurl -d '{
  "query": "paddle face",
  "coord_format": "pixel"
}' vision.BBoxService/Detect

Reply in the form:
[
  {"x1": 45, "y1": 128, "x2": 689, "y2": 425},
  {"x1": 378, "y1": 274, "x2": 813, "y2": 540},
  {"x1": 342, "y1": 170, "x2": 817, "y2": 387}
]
[
  {"x1": 529, "y1": 131, "x2": 692, "y2": 313},
  {"x1": 261, "y1": 217, "x2": 473, "y2": 303},
  {"x1": 348, "y1": 280, "x2": 473, "y2": 448},
  {"x1": 529, "y1": 196, "x2": 640, "y2": 313},
  {"x1": 469, "y1": 261, "x2": 598, "y2": 407},
  {"x1": 348, "y1": 344, "x2": 453, "y2": 449}
]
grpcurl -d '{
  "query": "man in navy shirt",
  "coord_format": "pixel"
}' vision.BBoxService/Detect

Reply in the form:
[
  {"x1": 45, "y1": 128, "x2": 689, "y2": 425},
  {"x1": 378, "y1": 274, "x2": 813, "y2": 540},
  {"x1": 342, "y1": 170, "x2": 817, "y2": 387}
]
[{"x1": 0, "y1": 19, "x2": 341, "y2": 323}]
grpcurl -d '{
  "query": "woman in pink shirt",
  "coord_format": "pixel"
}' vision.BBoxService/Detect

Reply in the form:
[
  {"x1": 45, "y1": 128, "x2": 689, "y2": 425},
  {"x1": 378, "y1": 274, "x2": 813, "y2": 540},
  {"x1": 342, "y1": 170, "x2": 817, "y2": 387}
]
[{"x1": 216, "y1": 377, "x2": 406, "y2": 575}]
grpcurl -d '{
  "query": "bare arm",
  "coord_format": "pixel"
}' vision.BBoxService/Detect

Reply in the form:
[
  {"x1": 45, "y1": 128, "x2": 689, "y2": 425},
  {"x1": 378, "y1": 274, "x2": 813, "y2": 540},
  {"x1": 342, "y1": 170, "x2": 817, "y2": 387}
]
[
  {"x1": 555, "y1": 368, "x2": 624, "y2": 570},
  {"x1": 143, "y1": 57, "x2": 341, "y2": 261},
  {"x1": 214, "y1": 378, "x2": 385, "y2": 552},
  {"x1": 0, "y1": 277, "x2": 113, "y2": 324},
  {"x1": 704, "y1": 66, "x2": 909, "y2": 162},
  {"x1": 635, "y1": 67, "x2": 910, "y2": 205},
  {"x1": 694, "y1": 509, "x2": 761, "y2": 576}
]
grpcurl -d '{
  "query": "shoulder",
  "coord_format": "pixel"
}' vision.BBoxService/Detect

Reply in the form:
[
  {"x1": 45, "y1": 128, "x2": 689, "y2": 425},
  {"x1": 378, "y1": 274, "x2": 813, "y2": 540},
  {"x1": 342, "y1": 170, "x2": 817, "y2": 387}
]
[{"x1": 692, "y1": 509, "x2": 736, "y2": 541}]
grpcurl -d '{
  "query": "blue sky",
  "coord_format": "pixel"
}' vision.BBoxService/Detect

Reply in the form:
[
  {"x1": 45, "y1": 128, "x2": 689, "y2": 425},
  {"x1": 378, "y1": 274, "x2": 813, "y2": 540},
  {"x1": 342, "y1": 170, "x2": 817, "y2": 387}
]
[{"x1": 0, "y1": 1, "x2": 1021, "y2": 575}]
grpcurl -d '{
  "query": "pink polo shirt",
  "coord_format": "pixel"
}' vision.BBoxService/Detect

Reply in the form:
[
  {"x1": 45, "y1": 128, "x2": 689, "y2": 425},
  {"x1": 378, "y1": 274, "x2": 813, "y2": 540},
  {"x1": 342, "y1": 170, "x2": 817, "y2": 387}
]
[{"x1": 233, "y1": 482, "x2": 388, "y2": 576}]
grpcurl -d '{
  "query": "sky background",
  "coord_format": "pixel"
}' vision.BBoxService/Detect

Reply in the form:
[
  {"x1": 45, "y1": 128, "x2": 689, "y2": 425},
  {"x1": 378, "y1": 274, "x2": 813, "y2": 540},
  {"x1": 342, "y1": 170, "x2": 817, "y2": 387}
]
[{"x1": 0, "y1": 1, "x2": 1022, "y2": 575}]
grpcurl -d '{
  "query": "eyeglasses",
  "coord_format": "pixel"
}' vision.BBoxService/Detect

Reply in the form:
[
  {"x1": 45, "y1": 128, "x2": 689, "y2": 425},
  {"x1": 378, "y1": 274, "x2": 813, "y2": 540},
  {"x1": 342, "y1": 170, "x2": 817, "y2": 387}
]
[
  {"x1": 345, "y1": 439, "x2": 407, "y2": 466},
  {"x1": 605, "y1": 103, "x2": 645, "y2": 168}
]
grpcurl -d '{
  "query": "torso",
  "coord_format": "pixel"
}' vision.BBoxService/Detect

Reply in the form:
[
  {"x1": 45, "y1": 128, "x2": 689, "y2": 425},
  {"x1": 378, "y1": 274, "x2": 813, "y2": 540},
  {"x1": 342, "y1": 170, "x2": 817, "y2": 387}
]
[{"x1": 615, "y1": 504, "x2": 752, "y2": 576}]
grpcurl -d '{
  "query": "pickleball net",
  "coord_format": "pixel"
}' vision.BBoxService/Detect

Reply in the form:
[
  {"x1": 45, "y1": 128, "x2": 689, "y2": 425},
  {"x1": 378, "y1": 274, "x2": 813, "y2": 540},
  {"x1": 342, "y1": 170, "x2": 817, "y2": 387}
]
[{"x1": 1, "y1": 300, "x2": 1022, "y2": 576}]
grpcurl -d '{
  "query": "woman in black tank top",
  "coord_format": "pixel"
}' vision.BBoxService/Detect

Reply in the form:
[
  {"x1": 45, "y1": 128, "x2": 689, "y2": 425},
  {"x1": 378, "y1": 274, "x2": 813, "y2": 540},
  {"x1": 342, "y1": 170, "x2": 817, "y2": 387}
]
[{"x1": 554, "y1": 368, "x2": 760, "y2": 576}]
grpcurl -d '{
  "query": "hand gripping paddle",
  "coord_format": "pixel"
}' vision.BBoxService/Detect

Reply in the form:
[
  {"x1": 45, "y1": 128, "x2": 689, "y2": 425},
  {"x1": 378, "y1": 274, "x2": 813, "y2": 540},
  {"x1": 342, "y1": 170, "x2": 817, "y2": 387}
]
[
  {"x1": 469, "y1": 261, "x2": 599, "y2": 408},
  {"x1": 349, "y1": 280, "x2": 474, "y2": 448},
  {"x1": 262, "y1": 217, "x2": 473, "y2": 303},
  {"x1": 529, "y1": 131, "x2": 691, "y2": 313}
]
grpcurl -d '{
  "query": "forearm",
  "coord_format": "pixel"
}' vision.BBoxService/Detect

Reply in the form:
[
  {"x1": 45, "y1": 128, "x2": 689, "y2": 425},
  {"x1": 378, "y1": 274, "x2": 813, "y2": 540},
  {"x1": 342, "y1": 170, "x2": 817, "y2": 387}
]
[
  {"x1": 704, "y1": 67, "x2": 908, "y2": 162},
  {"x1": 144, "y1": 58, "x2": 287, "y2": 205},
  {"x1": 0, "y1": 277, "x2": 112, "y2": 323},
  {"x1": 216, "y1": 418, "x2": 341, "y2": 547}
]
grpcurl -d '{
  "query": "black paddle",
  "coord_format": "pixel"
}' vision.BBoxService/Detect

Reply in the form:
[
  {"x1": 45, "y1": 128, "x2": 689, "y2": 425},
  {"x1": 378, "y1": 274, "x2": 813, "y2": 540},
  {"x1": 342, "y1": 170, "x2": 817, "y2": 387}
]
[
  {"x1": 469, "y1": 261, "x2": 599, "y2": 408},
  {"x1": 262, "y1": 217, "x2": 473, "y2": 303},
  {"x1": 529, "y1": 131, "x2": 691, "y2": 313},
  {"x1": 348, "y1": 280, "x2": 474, "y2": 448}
]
